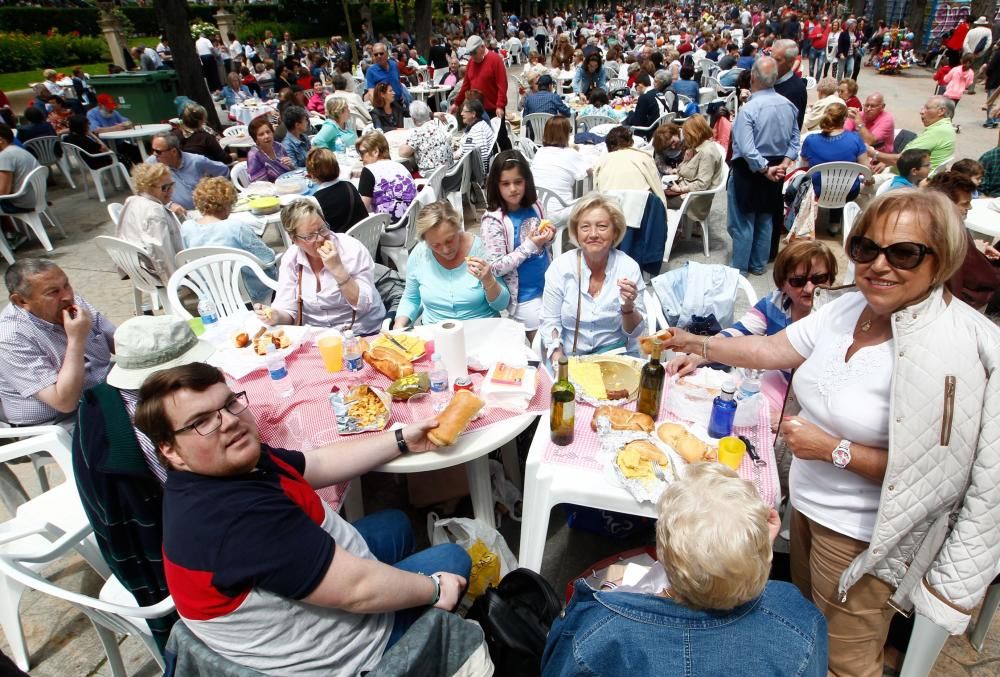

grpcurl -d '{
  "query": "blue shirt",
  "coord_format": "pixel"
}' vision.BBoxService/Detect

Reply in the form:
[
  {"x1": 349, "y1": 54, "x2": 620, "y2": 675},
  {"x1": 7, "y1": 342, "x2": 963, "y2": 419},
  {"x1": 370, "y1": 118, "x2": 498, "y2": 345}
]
[
  {"x1": 509, "y1": 207, "x2": 547, "y2": 302},
  {"x1": 145, "y1": 151, "x2": 229, "y2": 210},
  {"x1": 397, "y1": 236, "x2": 511, "y2": 325},
  {"x1": 221, "y1": 84, "x2": 251, "y2": 107},
  {"x1": 737, "y1": 55, "x2": 756, "y2": 70},
  {"x1": 543, "y1": 580, "x2": 827, "y2": 677},
  {"x1": 180, "y1": 217, "x2": 278, "y2": 302},
  {"x1": 364, "y1": 60, "x2": 411, "y2": 104},
  {"x1": 801, "y1": 131, "x2": 867, "y2": 195},
  {"x1": 888, "y1": 175, "x2": 914, "y2": 191},
  {"x1": 283, "y1": 132, "x2": 311, "y2": 169},
  {"x1": 522, "y1": 90, "x2": 572, "y2": 118},
  {"x1": 86, "y1": 107, "x2": 130, "y2": 131},
  {"x1": 671, "y1": 79, "x2": 701, "y2": 101},
  {"x1": 731, "y1": 88, "x2": 800, "y2": 173}
]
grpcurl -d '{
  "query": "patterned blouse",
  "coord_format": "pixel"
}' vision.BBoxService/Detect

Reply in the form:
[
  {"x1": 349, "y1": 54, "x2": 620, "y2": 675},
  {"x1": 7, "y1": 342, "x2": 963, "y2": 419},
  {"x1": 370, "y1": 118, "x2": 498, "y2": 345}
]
[
  {"x1": 357, "y1": 159, "x2": 417, "y2": 220},
  {"x1": 247, "y1": 142, "x2": 291, "y2": 183},
  {"x1": 404, "y1": 120, "x2": 453, "y2": 173}
]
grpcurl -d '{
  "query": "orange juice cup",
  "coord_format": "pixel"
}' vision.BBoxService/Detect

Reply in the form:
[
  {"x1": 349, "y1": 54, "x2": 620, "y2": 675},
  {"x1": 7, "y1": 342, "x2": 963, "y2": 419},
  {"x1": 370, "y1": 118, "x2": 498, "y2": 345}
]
[
  {"x1": 318, "y1": 335, "x2": 344, "y2": 372},
  {"x1": 718, "y1": 436, "x2": 747, "y2": 470}
]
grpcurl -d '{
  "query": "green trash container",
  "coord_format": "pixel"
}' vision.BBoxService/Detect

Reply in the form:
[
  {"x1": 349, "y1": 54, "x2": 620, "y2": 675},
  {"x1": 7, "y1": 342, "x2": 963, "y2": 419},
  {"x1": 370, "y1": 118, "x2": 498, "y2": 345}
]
[{"x1": 88, "y1": 71, "x2": 181, "y2": 124}]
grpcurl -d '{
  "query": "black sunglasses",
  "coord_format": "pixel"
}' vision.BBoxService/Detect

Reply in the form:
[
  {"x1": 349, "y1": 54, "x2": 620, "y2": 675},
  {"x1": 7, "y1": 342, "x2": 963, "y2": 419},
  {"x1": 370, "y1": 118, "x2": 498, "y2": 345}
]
[
  {"x1": 848, "y1": 236, "x2": 934, "y2": 270},
  {"x1": 786, "y1": 273, "x2": 831, "y2": 288}
]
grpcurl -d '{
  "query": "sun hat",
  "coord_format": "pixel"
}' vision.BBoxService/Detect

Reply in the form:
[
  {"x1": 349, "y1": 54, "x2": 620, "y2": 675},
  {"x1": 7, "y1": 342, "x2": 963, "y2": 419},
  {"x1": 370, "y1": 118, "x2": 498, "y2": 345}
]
[
  {"x1": 973, "y1": 16, "x2": 989, "y2": 25},
  {"x1": 466, "y1": 35, "x2": 485, "y2": 53},
  {"x1": 106, "y1": 315, "x2": 216, "y2": 390},
  {"x1": 97, "y1": 93, "x2": 118, "y2": 110}
]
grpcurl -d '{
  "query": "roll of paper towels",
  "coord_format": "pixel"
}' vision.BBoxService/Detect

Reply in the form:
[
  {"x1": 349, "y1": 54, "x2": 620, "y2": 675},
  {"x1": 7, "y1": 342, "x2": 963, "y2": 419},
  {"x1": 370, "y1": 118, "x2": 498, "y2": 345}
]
[{"x1": 435, "y1": 320, "x2": 468, "y2": 384}]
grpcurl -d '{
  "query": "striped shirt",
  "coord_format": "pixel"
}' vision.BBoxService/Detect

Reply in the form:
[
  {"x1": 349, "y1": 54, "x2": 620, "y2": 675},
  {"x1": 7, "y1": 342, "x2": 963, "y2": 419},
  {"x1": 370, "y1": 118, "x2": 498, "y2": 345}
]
[
  {"x1": 720, "y1": 288, "x2": 794, "y2": 386},
  {"x1": 119, "y1": 389, "x2": 167, "y2": 484},
  {"x1": 0, "y1": 296, "x2": 115, "y2": 425}
]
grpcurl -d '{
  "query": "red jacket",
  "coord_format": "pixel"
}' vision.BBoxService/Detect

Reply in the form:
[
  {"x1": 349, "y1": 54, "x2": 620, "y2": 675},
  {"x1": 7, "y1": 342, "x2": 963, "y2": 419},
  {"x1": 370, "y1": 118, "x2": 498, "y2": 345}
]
[
  {"x1": 454, "y1": 50, "x2": 508, "y2": 114},
  {"x1": 944, "y1": 22, "x2": 969, "y2": 51}
]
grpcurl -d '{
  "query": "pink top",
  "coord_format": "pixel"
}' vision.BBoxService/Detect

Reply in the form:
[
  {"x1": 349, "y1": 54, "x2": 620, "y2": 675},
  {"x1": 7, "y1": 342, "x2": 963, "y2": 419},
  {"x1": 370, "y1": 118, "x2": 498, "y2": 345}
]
[
  {"x1": 943, "y1": 66, "x2": 974, "y2": 101},
  {"x1": 271, "y1": 235, "x2": 386, "y2": 334}
]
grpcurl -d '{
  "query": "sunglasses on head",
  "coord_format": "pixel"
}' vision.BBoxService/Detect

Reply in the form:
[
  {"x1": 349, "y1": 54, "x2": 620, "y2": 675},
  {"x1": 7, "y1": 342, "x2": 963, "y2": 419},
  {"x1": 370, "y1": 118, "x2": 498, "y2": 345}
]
[
  {"x1": 848, "y1": 236, "x2": 934, "y2": 270},
  {"x1": 786, "y1": 273, "x2": 831, "y2": 288}
]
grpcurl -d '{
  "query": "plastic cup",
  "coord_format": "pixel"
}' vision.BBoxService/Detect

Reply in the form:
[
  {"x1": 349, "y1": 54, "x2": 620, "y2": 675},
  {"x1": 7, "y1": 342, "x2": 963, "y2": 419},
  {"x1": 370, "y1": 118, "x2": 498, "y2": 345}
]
[
  {"x1": 718, "y1": 436, "x2": 747, "y2": 470},
  {"x1": 318, "y1": 335, "x2": 344, "y2": 372},
  {"x1": 187, "y1": 317, "x2": 205, "y2": 337}
]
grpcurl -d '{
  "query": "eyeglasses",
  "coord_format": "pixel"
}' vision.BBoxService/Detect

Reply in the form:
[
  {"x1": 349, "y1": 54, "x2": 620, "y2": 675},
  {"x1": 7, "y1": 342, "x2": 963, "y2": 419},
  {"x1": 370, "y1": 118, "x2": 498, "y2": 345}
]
[
  {"x1": 152, "y1": 147, "x2": 171, "y2": 155},
  {"x1": 295, "y1": 226, "x2": 331, "y2": 242},
  {"x1": 786, "y1": 273, "x2": 831, "y2": 288},
  {"x1": 848, "y1": 236, "x2": 935, "y2": 270},
  {"x1": 373, "y1": 51, "x2": 387, "y2": 56},
  {"x1": 173, "y1": 392, "x2": 250, "y2": 437},
  {"x1": 160, "y1": 182, "x2": 175, "y2": 191}
]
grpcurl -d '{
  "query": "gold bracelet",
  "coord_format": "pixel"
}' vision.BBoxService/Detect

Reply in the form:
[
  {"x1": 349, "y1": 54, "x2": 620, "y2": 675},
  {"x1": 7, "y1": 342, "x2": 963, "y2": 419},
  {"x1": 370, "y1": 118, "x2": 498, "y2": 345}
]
[{"x1": 702, "y1": 335, "x2": 710, "y2": 360}]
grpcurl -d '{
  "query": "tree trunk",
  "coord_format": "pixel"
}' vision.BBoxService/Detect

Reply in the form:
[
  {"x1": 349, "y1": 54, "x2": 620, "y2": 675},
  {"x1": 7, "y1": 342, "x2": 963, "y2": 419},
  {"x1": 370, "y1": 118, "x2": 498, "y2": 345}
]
[
  {"x1": 970, "y1": 0, "x2": 993, "y2": 24},
  {"x1": 907, "y1": 0, "x2": 928, "y2": 51},
  {"x1": 154, "y1": 0, "x2": 220, "y2": 129},
  {"x1": 852, "y1": 0, "x2": 865, "y2": 20},
  {"x1": 341, "y1": 0, "x2": 359, "y2": 64},
  {"x1": 415, "y1": 0, "x2": 432, "y2": 57}
]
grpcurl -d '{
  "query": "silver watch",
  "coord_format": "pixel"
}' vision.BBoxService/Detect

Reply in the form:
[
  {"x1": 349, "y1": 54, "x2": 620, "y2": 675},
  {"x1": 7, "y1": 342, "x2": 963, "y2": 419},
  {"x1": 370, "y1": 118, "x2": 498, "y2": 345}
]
[{"x1": 832, "y1": 439, "x2": 852, "y2": 469}]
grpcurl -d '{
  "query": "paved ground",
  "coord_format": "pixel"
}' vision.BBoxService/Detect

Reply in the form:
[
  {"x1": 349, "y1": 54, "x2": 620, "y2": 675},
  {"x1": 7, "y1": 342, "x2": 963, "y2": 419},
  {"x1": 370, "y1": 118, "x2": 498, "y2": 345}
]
[{"x1": 2, "y1": 62, "x2": 999, "y2": 675}]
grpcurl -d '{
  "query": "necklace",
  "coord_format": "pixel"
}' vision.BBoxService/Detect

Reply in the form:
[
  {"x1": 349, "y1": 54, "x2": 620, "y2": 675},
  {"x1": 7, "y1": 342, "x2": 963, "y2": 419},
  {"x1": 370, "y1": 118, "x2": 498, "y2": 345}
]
[{"x1": 860, "y1": 316, "x2": 872, "y2": 332}]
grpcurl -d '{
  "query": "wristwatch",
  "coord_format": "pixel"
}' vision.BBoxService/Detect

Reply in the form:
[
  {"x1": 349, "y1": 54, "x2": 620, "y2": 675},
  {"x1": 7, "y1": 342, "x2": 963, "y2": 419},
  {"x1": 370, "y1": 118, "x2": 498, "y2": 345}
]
[{"x1": 832, "y1": 439, "x2": 852, "y2": 469}]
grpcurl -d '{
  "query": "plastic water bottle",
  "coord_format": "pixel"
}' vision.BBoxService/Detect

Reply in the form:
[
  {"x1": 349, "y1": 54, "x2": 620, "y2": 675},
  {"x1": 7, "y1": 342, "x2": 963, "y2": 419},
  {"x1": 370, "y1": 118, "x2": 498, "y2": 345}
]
[
  {"x1": 736, "y1": 369, "x2": 761, "y2": 402},
  {"x1": 429, "y1": 354, "x2": 450, "y2": 412},
  {"x1": 707, "y1": 380, "x2": 738, "y2": 439},
  {"x1": 343, "y1": 330, "x2": 363, "y2": 375},
  {"x1": 265, "y1": 344, "x2": 294, "y2": 398},
  {"x1": 334, "y1": 136, "x2": 345, "y2": 153},
  {"x1": 197, "y1": 297, "x2": 218, "y2": 327}
]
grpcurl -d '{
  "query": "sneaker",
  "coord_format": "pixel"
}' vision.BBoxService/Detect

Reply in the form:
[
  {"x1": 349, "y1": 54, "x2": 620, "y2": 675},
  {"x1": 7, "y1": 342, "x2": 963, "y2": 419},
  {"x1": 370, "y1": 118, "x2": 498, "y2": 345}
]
[{"x1": 749, "y1": 268, "x2": 766, "y2": 276}]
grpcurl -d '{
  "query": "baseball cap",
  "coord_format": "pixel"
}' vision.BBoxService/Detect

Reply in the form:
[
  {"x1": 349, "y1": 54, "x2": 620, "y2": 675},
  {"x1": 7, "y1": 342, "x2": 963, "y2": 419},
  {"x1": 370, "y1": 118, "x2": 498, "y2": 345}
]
[{"x1": 97, "y1": 93, "x2": 118, "y2": 110}]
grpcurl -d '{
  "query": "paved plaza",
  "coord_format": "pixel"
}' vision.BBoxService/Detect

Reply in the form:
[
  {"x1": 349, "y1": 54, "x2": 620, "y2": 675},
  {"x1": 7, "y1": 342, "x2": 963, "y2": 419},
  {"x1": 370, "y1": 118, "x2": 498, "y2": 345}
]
[{"x1": 1, "y1": 62, "x2": 999, "y2": 675}]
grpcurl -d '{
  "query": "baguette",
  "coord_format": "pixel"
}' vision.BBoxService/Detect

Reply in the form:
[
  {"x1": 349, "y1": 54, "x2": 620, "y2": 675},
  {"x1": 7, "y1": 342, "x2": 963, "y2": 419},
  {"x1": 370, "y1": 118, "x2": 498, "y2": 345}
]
[
  {"x1": 590, "y1": 405, "x2": 654, "y2": 433},
  {"x1": 362, "y1": 346, "x2": 414, "y2": 380},
  {"x1": 427, "y1": 390, "x2": 484, "y2": 447}
]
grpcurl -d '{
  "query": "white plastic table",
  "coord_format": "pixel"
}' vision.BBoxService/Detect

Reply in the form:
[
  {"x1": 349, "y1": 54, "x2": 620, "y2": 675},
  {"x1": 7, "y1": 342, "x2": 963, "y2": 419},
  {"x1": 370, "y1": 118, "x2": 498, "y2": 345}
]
[
  {"x1": 966, "y1": 198, "x2": 1000, "y2": 243},
  {"x1": 97, "y1": 123, "x2": 173, "y2": 160}
]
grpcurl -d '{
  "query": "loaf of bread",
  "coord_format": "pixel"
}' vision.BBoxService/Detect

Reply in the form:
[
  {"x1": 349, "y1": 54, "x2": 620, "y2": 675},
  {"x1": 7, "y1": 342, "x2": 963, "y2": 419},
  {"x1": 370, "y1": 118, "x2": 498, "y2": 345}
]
[
  {"x1": 427, "y1": 390, "x2": 484, "y2": 447},
  {"x1": 362, "y1": 346, "x2": 414, "y2": 380},
  {"x1": 657, "y1": 421, "x2": 715, "y2": 463},
  {"x1": 590, "y1": 405, "x2": 654, "y2": 433}
]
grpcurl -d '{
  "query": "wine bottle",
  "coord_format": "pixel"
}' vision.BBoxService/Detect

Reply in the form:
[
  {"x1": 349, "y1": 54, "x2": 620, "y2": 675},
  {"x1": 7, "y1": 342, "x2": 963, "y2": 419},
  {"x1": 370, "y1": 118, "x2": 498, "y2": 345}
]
[
  {"x1": 636, "y1": 339, "x2": 665, "y2": 420},
  {"x1": 550, "y1": 356, "x2": 576, "y2": 446}
]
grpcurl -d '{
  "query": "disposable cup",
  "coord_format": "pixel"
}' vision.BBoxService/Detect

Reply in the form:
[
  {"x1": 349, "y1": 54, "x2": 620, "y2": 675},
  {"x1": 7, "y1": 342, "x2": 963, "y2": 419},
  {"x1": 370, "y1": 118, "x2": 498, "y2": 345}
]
[
  {"x1": 318, "y1": 335, "x2": 344, "y2": 372},
  {"x1": 718, "y1": 436, "x2": 747, "y2": 470}
]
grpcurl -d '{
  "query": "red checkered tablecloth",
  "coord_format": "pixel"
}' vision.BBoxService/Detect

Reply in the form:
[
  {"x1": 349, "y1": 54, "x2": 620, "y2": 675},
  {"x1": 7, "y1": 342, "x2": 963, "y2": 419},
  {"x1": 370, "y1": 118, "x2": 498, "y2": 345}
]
[
  {"x1": 237, "y1": 345, "x2": 552, "y2": 509},
  {"x1": 541, "y1": 384, "x2": 779, "y2": 506}
]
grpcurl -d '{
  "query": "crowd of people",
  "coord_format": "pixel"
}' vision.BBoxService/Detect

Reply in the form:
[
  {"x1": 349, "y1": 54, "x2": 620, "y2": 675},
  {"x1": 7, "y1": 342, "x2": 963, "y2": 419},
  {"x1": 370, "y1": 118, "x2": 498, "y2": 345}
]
[{"x1": 1, "y1": 2, "x2": 1000, "y2": 676}]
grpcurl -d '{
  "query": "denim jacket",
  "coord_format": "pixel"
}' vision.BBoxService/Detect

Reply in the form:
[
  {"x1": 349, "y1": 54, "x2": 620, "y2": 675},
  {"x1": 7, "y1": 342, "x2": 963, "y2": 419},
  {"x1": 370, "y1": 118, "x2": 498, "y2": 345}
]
[{"x1": 542, "y1": 580, "x2": 827, "y2": 677}]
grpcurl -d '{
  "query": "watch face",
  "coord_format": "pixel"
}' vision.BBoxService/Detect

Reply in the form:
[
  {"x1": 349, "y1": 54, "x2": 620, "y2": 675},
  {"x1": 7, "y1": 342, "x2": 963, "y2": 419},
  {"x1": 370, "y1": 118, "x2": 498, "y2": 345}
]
[{"x1": 832, "y1": 447, "x2": 850, "y2": 468}]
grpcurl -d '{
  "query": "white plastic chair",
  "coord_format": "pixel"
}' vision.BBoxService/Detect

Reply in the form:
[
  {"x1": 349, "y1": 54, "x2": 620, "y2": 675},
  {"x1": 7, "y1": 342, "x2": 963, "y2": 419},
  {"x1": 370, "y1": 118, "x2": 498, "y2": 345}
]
[
  {"x1": 106, "y1": 202, "x2": 124, "y2": 227},
  {"x1": 607, "y1": 77, "x2": 629, "y2": 92},
  {"x1": 803, "y1": 161, "x2": 873, "y2": 209},
  {"x1": 664, "y1": 143, "x2": 729, "y2": 261},
  {"x1": 521, "y1": 112, "x2": 553, "y2": 141},
  {"x1": 0, "y1": 166, "x2": 65, "y2": 252},
  {"x1": 441, "y1": 151, "x2": 472, "y2": 216},
  {"x1": 166, "y1": 253, "x2": 279, "y2": 320},
  {"x1": 23, "y1": 136, "x2": 75, "y2": 188},
  {"x1": 512, "y1": 135, "x2": 536, "y2": 161},
  {"x1": 346, "y1": 212, "x2": 390, "y2": 260},
  {"x1": 231, "y1": 161, "x2": 251, "y2": 192},
  {"x1": 627, "y1": 111, "x2": 674, "y2": 138},
  {"x1": 174, "y1": 245, "x2": 272, "y2": 269},
  {"x1": 576, "y1": 114, "x2": 617, "y2": 133},
  {"x1": 0, "y1": 532, "x2": 174, "y2": 677},
  {"x1": 841, "y1": 201, "x2": 862, "y2": 284},
  {"x1": 970, "y1": 578, "x2": 1000, "y2": 652},
  {"x1": 223, "y1": 124, "x2": 248, "y2": 138},
  {"x1": 929, "y1": 155, "x2": 955, "y2": 177},
  {"x1": 94, "y1": 235, "x2": 165, "y2": 313},
  {"x1": 804, "y1": 75, "x2": 817, "y2": 91},
  {"x1": 0, "y1": 230, "x2": 12, "y2": 265},
  {"x1": 0, "y1": 426, "x2": 112, "y2": 671},
  {"x1": 536, "y1": 187, "x2": 574, "y2": 258},
  {"x1": 379, "y1": 189, "x2": 436, "y2": 275},
  {"x1": 62, "y1": 143, "x2": 132, "y2": 203}
]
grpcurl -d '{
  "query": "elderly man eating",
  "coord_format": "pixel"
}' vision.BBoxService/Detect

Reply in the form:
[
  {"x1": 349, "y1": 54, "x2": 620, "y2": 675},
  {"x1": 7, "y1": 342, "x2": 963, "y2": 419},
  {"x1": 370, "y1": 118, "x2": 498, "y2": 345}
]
[
  {"x1": 848, "y1": 92, "x2": 895, "y2": 151},
  {"x1": 136, "y1": 361, "x2": 471, "y2": 675}
]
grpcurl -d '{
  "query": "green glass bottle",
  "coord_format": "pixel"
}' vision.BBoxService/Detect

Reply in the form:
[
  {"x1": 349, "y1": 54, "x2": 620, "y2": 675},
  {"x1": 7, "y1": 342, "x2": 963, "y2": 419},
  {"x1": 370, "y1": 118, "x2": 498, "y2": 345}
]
[
  {"x1": 636, "y1": 339, "x2": 665, "y2": 421},
  {"x1": 550, "y1": 356, "x2": 576, "y2": 446}
]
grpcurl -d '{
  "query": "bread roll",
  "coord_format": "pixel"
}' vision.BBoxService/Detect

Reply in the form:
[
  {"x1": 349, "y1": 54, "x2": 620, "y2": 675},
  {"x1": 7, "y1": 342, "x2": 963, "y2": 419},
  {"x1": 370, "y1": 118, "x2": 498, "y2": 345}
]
[
  {"x1": 656, "y1": 422, "x2": 687, "y2": 446},
  {"x1": 624, "y1": 439, "x2": 668, "y2": 466},
  {"x1": 639, "y1": 329, "x2": 674, "y2": 355},
  {"x1": 363, "y1": 346, "x2": 414, "y2": 380},
  {"x1": 590, "y1": 405, "x2": 654, "y2": 433},
  {"x1": 675, "y1": 435, "x2": 711, "y2": 464},
  {"x1": 427, "y1": 390, "x2": 485, "y2": 447}
]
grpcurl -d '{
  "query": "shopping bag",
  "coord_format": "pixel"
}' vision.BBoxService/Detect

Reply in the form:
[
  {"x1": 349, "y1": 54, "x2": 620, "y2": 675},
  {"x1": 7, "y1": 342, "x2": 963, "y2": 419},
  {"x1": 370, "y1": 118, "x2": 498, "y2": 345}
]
[{"x1": 429, "y1": 515, "x2": 518, "y2": 599}]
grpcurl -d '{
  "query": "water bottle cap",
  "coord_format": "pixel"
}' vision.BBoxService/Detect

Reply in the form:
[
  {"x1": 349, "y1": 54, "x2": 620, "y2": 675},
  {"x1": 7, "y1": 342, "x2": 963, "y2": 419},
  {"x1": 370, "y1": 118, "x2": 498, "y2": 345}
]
[
  {"x1": 722, "y1": 380, "x2": 736, "y2": 393},
  {"x1": 265, "y1": 343, "x2": 276, "y2": 353}
]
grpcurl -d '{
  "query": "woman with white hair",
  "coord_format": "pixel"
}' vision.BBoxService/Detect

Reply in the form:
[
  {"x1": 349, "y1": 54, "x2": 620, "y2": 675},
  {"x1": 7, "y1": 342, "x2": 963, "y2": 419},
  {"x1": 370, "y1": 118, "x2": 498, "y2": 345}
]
[
  {"x1": 543, "y1": 463, "x2": 828, "y2": 676},
  {"x1": 398, "y1": 100, "x2": 452, "y2": 176}
]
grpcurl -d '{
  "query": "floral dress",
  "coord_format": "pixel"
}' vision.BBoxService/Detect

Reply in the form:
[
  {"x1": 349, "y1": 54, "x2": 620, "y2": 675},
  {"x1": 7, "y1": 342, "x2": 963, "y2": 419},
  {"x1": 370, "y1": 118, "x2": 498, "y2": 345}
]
[
  {"x1": 404, "y1": 120, "x2": 453, "y2": 173},
  {"x1": 357, "y1": 159, "x2": 417, "y2": 220}
]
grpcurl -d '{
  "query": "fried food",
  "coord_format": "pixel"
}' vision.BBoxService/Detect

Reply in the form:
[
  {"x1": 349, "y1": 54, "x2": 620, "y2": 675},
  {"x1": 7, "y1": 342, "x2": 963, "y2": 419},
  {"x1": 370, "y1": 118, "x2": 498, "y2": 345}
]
[
  {"x1": 234, "y1": 332, "x2": 250, "y2": 348},
  {"x1": 590, "y1": 405, "x2": 654, "y2": 432},
  {"x1": 616, "y1": 440, "x2": 669, "y2": 480},
  {"x1": 252, "y1": 329, "x2": 292, "y2": 355},
  {"x1": 346, "y1": 385, "x2": 388, "y2": 428}
]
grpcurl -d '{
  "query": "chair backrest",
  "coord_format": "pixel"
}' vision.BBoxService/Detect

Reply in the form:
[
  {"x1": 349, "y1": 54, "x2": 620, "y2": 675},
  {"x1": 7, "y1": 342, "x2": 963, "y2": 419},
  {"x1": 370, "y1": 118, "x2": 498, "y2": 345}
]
[
  {"x1": 231, "y1": 161, "x2": 251, "y2": 192},
  {"x1": 94, "y1": 235, "x2": 165, "y2": 293},
  {"x1": 107, "y1": 203, "x2": 124, "y2": 227},
  {"x1": 841, "y1": 201, "x2": 862, "y2": 284},
  {"x1": 166, "y1": 253, "x2": 279, "y2": 320},
  {"x1": 603, "y1": 66, "x2": 619, "y2": 81},
  {"x1": 607, "y1": 77, "x2": 628, "y2": 91},
  {"x1": 174, "y1": 245, "x2": 268, "y2": 269},
  {"x1": 522, "y1": 112, "x2": 553, "y2": 140},
  {"x1": 0, "y1": 426, "x2": 74, "y2": 484},
  {"x1": 804, "y1": 161, "x2": 873, "y2": 209},
  {"x1": 929, "y1": 155, "x2": 955, "y2": 177},
  {"x1": 804, "y1": 76, "x2": 817, "y2": 90},
  {"x1": 223, "y1": 124, "x2": 248, "y2": 138},
  {"x1": 345, "y1": 213, "x2": 390, "y2": 259},
  {"x1": 875, "y1": 177, "x2": 894, "y2": 197},
  {"x1": 512, "y1": 135, "x2": 536, "y2": 160},
  {"x1": 576, "y1": 114, "x2": 617, "y2": 133},
  {"x1": 23, "y1": 136, "x2": 62, "y2": 165},
  {"x1": 536, "y1": 186, "x2": 570, "y2": 216},
  {"x1": 23, "y1": 165, "x2": 50, "y2": 212},
  {"x1": 705, "y1": 76, "x2": 723, "y2": 93}
]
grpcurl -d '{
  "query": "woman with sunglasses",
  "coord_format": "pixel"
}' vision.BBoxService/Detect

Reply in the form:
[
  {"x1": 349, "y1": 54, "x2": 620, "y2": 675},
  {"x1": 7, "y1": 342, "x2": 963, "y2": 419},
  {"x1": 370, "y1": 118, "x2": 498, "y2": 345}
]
[
  {"x1": 256, "y1": 199, "x2": 385, "y2": 333},
  {"x1": 662, "y1": 189, "x2": 1000, "y2": 677},
  {"x1": 666, "y1": 239, "x2": 837, "y2": 419},
  {"x1": 115, "y1": 161, "x2": 184, "y2": 285}
]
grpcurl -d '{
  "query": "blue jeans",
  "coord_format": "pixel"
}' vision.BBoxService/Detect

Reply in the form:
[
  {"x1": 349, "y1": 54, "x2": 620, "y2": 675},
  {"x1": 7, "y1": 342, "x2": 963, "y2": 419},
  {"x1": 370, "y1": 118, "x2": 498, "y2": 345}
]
[
  {"x1": 352, "y1": 509, "x2": 472, "y2": 650},
  {"x1": 811, "y1": 47, "x2": 827, "y2": 79},
  {"x1": 836, "y1": 55, "x2": 854, "y2": 81},
  {"x1": 726, "y1": 173, "x2": 772, "y2": 274}
]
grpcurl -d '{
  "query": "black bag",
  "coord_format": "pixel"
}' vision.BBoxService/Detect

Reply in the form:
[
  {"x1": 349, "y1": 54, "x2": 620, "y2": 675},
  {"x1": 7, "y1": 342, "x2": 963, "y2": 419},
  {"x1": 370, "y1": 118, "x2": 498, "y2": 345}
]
[{"x1": 466, "y1": 568, "x2": 561, "y2": 677}]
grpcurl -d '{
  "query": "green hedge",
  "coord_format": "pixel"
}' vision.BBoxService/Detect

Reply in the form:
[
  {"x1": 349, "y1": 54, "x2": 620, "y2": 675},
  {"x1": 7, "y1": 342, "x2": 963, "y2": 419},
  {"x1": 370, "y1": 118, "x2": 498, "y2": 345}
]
[{"x1": 0, "y1": 31, "x2": 106, "y2": 73}]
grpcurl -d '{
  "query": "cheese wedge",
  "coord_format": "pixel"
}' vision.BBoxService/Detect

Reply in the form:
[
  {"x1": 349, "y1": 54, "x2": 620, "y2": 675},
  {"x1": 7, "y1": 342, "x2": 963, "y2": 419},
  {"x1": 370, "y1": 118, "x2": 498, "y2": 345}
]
[{"x1": 568, "y1": 358, "x2": 607, "y2": 399}]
